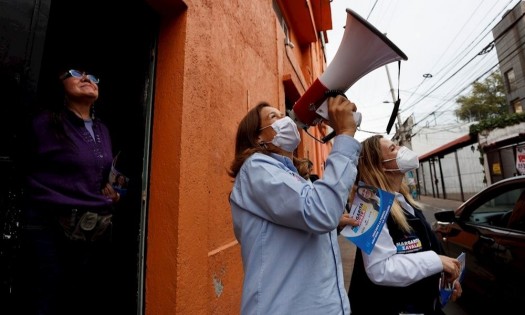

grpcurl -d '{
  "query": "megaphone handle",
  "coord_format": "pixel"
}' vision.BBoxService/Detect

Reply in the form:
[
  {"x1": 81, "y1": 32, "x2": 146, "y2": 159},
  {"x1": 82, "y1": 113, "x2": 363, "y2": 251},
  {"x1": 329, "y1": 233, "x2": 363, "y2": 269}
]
[
  {"x1": 322, "y1": 89, "x2": 347, "y2": 133},
  {"x1": 325, "y1": 90, "x2": 346, "y2": 98},
  {"x1": 320, "y1": 90, "x2": 345, "y2": 143},
  {"x1": 321, "y1": 131, "x2": 336, "y2": 143},
  {"x1": 321, "y1": 112, "x2": 361, "y2": 144}
]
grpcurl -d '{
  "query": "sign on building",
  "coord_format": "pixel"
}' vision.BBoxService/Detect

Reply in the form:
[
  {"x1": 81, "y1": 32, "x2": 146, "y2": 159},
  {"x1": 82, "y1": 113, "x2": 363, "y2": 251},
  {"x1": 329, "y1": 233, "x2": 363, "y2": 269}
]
[{"x1": 517, "y1": 145, "x2": 525, "y2": 175}]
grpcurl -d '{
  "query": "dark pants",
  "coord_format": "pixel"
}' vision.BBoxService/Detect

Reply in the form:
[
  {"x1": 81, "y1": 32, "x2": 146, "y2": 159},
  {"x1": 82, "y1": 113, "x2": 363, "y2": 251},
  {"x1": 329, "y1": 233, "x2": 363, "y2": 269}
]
[{"x1": 13, "y1": 208, "x2": 115, "y2": 315}]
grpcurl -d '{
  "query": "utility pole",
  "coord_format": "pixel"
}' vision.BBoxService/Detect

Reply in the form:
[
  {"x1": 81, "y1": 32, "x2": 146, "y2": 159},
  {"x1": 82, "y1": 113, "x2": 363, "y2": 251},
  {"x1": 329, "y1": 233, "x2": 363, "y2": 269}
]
[
  {"x1": 385, "y1": 64, "x2": 404, "y2": 145},
  {"x1": 386, "y1": 64, "x2": 417, "y2": 200}
]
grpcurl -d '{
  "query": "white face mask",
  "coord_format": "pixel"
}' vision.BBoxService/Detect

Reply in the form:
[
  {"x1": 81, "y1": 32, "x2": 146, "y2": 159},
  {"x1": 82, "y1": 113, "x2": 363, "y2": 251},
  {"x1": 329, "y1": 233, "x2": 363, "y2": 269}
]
[
  {"x1": 382, "y1": 146, "x2": 419, "y2": 173},
  {"x1": 260, "y1": 116, "x2": 301, "y2": 152}
]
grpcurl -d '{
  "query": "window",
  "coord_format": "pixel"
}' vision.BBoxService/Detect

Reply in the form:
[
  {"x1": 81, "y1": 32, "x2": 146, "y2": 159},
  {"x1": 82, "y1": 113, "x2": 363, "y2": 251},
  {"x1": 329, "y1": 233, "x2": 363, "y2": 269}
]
[
  {"x1": 512, "y1": 99, "x2": 523, "y2": 113},
  {"x1": 273, "y1": 0, "x2": 289, "y2": 41},
  {"x1": 505, "y1": 69, "x2": 516, "y2": 93},
  {"x1": 507, "y1": 190, "x2": 525, "y2": 231},
  {"x1": 468, "y1": 188, "x2": 524, "y2": 230}
]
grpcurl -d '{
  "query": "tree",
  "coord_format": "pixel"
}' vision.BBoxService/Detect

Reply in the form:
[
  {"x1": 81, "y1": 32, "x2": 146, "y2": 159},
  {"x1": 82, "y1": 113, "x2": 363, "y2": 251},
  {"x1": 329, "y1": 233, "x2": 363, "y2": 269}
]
[{"x1": 455, "y1": 71, "x2": 507, "y2": 122}]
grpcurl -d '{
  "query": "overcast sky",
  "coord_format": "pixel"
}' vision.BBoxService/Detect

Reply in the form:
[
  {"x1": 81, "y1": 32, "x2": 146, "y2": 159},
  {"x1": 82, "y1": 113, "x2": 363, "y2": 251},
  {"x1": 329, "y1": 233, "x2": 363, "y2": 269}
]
[{"x1": 325, "y1": 0, "x2": 520, "y2": 142}]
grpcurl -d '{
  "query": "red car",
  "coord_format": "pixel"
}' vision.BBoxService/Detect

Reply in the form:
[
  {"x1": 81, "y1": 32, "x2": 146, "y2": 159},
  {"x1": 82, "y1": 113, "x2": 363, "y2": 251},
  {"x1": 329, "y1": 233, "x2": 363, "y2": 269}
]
[{"x1": 433, "y1": 175, "x2": 525, "y2": 314}]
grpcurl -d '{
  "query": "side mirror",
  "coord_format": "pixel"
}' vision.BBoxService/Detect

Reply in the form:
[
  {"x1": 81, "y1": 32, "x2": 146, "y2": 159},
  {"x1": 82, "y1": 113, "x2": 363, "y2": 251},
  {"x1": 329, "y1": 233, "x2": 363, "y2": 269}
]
[
  {"x1": 433, "y1": 210, "x2": 461, "y2": 238},
  {"x1": 434, "y1": 210, "x2": 455, "y2": 223}
]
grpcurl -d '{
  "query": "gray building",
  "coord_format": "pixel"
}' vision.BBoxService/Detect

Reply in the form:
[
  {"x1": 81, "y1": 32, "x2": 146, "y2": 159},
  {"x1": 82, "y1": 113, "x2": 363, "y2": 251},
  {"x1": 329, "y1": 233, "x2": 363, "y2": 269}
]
[
  {"x1": 493, "y1": 1, "x2": 525, "y2": 114},
  {"x1": 487, "y1": 1, "x2": 525, "y2": 183}
]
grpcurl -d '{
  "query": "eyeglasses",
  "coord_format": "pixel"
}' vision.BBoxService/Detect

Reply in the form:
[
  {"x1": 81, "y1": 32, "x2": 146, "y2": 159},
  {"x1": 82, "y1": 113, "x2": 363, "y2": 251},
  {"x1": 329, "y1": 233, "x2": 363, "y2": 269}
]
[{"x1": 60, "y1": 69, "x2": 99, "y2": 84}]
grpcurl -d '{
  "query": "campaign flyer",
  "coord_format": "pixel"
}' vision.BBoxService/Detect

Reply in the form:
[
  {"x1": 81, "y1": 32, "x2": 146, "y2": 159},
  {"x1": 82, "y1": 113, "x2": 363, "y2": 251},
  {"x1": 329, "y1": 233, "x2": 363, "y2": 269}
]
[
  {"x1": 439, "y1": 252, "x2": 466, "y2": 307},
  {"x1": 340, "y1": 184, "x2": 394, "y2": 254}
]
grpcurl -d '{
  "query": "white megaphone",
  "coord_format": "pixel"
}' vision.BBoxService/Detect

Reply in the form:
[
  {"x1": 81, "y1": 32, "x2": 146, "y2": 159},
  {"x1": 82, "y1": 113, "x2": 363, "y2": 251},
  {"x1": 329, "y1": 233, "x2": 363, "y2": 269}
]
[{"x1": 289, "y1": 8, "x2": 408, "y2": 134}]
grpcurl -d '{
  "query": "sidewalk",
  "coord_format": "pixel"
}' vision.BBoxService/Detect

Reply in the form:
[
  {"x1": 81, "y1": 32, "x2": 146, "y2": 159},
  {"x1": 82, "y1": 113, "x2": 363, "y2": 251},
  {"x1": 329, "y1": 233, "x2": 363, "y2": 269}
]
[{"x1": 418, "y1": 195, "x2": 464, "y2": 212}]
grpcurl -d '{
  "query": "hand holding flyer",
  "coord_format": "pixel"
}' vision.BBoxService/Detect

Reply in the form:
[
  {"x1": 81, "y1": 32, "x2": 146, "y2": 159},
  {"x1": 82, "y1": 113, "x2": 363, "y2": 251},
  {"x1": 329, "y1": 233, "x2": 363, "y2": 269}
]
[
  {"x1": 340, "y1": 184, "x2": 394, "y2": 254},
  {"x1": 109, "y1": 152, "x2": 129, "y2": 197},
  {"x1": 439, "y1": 252, "x2": 466, "y2": 307}
]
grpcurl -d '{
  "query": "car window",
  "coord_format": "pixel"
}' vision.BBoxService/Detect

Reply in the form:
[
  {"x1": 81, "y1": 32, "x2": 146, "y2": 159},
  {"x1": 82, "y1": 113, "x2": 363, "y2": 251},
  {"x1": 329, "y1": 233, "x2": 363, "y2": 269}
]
[
  {"x1": 467, "y1": 188, "x2": 525, "y2": 230},
  {"x1": 507, "y1": 189, "x2": 525, "y2": 231}
]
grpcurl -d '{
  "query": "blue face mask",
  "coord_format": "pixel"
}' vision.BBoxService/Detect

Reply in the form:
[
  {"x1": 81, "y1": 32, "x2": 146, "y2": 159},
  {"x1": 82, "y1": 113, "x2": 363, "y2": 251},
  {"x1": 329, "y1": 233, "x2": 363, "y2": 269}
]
[{"x1": 260, "y1": 116, "x2": 301, "y2": 152}]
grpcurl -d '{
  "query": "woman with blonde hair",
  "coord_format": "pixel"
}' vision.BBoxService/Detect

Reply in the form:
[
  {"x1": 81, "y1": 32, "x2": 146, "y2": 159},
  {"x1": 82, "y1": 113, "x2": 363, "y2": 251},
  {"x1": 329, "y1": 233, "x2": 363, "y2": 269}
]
[{"x1": 345, "y1": 135, "x2": 462, "y2": 314}]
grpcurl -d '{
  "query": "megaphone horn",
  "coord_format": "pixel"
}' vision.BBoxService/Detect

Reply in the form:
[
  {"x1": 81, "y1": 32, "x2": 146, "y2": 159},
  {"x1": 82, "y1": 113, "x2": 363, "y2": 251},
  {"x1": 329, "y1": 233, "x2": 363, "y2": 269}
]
[{"x1": 290, "y1": 8, "x2": 408, "y2": 132}]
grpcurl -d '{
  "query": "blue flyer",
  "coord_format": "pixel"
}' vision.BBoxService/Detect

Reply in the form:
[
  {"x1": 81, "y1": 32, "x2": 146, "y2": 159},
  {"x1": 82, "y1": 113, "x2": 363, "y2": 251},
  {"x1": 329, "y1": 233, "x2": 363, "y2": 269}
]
[
  {"x1": 340, "y1": 184, "x2": 394, "y2": 254},
  {"x1": 439, "y1": 252, "x2": 466, "y2": 307}
]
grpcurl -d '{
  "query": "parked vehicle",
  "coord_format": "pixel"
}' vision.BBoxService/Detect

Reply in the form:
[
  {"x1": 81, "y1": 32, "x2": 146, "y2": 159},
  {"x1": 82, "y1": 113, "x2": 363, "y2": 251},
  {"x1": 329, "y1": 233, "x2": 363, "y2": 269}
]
[{"x1": 432, "y1": 175, "x2": 525, "y2": 314}]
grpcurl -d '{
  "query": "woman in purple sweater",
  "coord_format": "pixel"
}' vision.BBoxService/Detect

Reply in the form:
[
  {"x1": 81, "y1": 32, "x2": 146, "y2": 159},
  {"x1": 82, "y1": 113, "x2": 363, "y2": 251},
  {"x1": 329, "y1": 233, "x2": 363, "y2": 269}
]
[{"x1": 16, "y1": 68, "x2": 120, "y2": 315}]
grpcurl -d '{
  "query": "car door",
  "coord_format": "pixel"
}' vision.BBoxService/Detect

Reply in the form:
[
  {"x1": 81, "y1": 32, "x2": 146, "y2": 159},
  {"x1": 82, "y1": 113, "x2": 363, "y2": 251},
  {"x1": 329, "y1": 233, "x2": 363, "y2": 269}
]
[{"x1": 436, "y1": 183, "x2": 525, "y2": 310}]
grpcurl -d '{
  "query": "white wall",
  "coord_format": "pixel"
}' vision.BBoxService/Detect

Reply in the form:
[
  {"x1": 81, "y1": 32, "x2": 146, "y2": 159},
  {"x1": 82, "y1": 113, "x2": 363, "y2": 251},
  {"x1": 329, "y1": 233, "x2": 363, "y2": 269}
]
[{"x1": 411, "y1": 122, "x2": 486, "y2": 200}]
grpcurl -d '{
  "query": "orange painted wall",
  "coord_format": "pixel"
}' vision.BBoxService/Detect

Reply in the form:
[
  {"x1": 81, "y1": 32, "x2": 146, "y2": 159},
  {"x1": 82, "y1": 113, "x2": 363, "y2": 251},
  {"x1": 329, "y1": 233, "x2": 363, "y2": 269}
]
[{"x1": 144, "y1": 0, "x2": 333, "y2": 313}]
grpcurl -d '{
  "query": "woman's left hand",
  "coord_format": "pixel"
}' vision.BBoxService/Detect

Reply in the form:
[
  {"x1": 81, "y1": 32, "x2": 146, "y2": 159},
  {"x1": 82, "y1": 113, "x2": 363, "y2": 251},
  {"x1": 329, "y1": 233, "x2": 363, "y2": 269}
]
[
  {"x1": 102, "y1": 183, "x2": 120, "y2": 203},
  {"x1": 450, "y1": 280, "x2": 462, "y2": 301},
  {"x1": 338, "y1": 213, "x2": 359, "y2": 229}
]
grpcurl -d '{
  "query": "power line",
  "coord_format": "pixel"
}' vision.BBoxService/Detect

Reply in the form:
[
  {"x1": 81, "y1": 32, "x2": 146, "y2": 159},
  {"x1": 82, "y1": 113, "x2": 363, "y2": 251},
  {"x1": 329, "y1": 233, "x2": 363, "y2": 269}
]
[
  {"x1": 366, "y1": 0, "x2": 380, "y2": 20},
  {"x1": 412, "y1": 29, "x2": 525, "y2": 132},
  {"x1": 403, "y1": 2, "x2": 523, "y2": 116}
]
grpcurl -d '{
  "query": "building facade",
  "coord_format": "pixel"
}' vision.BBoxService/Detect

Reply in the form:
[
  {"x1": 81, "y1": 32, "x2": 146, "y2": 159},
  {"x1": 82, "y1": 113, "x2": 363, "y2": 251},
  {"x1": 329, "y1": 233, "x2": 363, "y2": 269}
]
[
  {"x1": 489, "y1": 0, "x2": 525, "y2": 183},
  {"x1": 0, "y1": 0, "x2": 335, "y2": 313},
  {"x1": 494, "y1": 1, "x2": 525, "y2": 115}
]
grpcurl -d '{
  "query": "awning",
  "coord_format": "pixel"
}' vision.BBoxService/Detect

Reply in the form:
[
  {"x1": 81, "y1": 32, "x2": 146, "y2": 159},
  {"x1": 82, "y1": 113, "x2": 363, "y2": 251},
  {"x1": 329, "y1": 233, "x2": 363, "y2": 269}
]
[{"x1": 419, "y1": 134, "x2": 477, "y2": 161}]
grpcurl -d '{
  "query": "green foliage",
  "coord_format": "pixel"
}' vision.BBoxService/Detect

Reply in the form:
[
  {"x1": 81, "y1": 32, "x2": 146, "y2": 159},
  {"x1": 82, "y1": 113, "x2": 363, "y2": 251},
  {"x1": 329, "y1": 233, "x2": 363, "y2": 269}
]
[
  {"x1": 455, "y1": 71, "x2": 507, "y2": 121},
  {"x1": 469, "y1": 112, "x2": 525, "y2": 134}
]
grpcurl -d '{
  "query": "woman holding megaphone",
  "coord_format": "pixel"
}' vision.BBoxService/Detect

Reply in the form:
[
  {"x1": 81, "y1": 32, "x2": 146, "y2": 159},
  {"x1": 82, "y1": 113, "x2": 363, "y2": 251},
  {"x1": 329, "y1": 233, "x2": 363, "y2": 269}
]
[{"x1": 229, "y1": 95, "x2": 360, "y2": 315}]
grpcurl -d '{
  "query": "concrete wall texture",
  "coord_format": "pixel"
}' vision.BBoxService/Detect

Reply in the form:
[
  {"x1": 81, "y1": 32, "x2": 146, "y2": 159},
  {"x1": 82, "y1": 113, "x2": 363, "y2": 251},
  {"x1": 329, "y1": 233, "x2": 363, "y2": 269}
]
[{"x1": 144, "y1": 0, "x2": 333, "y2": 313}]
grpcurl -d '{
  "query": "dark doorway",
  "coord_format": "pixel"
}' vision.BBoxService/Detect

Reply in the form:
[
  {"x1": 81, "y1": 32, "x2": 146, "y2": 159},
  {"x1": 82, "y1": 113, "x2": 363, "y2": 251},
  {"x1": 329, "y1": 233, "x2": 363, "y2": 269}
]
[{"x1": 1, "y1": 0, "x2": 158, "y2": 313}]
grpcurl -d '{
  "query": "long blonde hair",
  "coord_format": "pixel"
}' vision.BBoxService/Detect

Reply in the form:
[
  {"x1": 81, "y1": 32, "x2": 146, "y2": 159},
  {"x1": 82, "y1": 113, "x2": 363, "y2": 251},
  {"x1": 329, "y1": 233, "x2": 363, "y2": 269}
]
[{"x1": 357, "y1": 135, "x2": 419, "y2": 232}]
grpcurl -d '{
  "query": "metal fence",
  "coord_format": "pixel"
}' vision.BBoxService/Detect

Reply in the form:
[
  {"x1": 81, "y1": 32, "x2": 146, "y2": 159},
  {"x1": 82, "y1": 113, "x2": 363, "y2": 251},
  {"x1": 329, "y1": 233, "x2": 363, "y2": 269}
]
[{"x1": 417, "y1": 145, "x2": 486, "y2": 202}]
